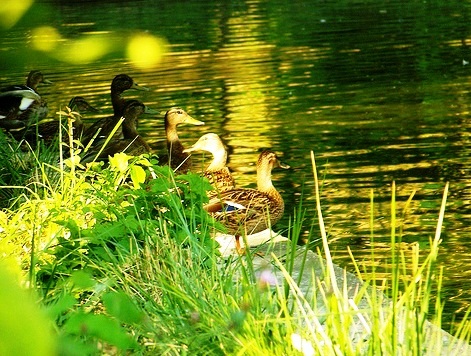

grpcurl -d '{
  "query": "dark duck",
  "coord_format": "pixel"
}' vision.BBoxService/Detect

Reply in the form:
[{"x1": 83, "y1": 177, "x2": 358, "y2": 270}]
[
  {"x1": 81, "y1": 74, "x2": 149, "y2": 147},
  {"x1": 81, "y1": 99, "x2": 151, "y2": 163},
  {"x1": 17, "y1": 96, "x2": 98, "y2": 146},
  {"x1": 0, "y1": 70, "x2": 52, "y2": 130}
]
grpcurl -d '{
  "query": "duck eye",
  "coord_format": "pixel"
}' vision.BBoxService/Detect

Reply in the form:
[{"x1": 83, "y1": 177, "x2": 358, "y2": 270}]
[{"x1": 177, "y1": 110, "x2": 182, "y2": 114}]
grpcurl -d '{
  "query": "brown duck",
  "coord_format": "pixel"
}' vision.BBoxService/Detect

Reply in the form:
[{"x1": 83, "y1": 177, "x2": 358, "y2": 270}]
[
  {"x1": 204, "y1": 150, "x2": 289, "y2": 252},
  {"x1": 162, "y1": 107, "x2": 204, "y2": 173}
]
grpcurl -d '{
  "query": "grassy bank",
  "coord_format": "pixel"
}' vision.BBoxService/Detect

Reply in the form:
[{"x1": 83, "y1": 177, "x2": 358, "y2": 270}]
[{"x1": 0, "y1": 117, "x2": 470, "y2": 355}]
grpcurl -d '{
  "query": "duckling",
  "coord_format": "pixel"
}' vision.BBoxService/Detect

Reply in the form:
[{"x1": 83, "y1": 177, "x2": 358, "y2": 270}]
[
  {"x1": 204, "y1": 150, "x2": 289, "y2": 252},
  {"x1": 162, "y1": 107, "x2": 204, "y2": 173},
  {"x1": 81, "y1": 99, "x2": 151, "y2": 163},
  {"x1": 183, "y1": 133, "x2": 235, "y2": 198},
  {"x1": 0, "y1": 70, "x2": 52, "y2": 129},
  {"x1": 17, "y1": 96, "x2": 98, "y2": 145},
  {"x1": 81, "y1": 74, "x2": 149, "y2": 146}
]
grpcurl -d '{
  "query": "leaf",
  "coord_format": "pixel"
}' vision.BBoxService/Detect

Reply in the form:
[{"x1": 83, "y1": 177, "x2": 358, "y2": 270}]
[
  {"x1": 109, "y1": 152, "x2": 130, "y2": 173},
  {"x1": 93, "y1": 221, "x2": 127, "y2": 240},
  {"x1": 70, "y1": 270, "x2": 96, "y2": 289},
  {"x1": 64, "y1": 154, "x2": 82, "y2": 169},
  {"x1": 130, "y1": 165, "x2": 146, "y2": 189},
  {"x1": 148, "y1": 175, "x2": 172, "y2": 193},
  {"x1": 178, "y1": 173, "x2": 212, "y2": 202},
  {"x1": 0, "y1": 266, "x2": 56, "y2": 356},
  {"x1": 103, "y1": 291, "x2": 144, "y2": 324},
  {"x1": 46, "y1": 294, "x2": 76, "y2": 320},
  {"x1": 64, "y1": 312, "x2": 136, "y2": 350},
  {"x1": 54, "y1": 219, "x2": 81, "y2": 238}
]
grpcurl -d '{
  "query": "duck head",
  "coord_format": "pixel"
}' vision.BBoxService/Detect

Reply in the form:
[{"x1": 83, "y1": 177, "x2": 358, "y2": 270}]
[
  {"x1": 184, "y1": 133, "x2": 224, "y2": 154},
  {"x1": 111, "y1": 74, "x2": 149, "y2": 94},
  {"x1": 258, "y1": 150, "x2": 290, "y2": 170},
  {"x1": 68, "y1": 96, "x2": 99, "y2": 113},
  {"x1": 164, "y1": 107, "x2": 204, "y2": 128},
  {"x1": 26, "y1": 70, "x2": 52, "y2": 90},
  {"x1": 122, "y1": 99, "x2": 146, "y2": 120}
]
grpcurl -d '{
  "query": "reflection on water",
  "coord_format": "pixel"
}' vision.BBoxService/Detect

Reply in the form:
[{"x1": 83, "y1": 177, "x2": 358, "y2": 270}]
[{"x1": 2, "y1": 0, "x2": 471, "y2": 327}]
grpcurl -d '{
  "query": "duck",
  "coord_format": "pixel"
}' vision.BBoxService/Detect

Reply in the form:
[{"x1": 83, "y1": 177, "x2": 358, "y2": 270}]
[
  {"x1": 0, "y1": 70, "x2": 52, "y2": 129},
  {"x1": 68, "y1": 96, "x2": 99, "y2": 115},
  {"x1": 203, "y1": 150, "x2": 289, "y2": 252},
  {"x1": 183, "y1": 133, "x2": 235, "y2": 198},
  {"x1": 162, "y1": 107, "x2": 204, "y2": 173},
  {"x1": 81, "y1": 99, "x2": 151, "y2": 163},
  {"x1": 16, "y1": 96, "x2": 98, "y2": 146},
  {"x1": 81, "y1": 74, "x2": 149, "y2": 146}
]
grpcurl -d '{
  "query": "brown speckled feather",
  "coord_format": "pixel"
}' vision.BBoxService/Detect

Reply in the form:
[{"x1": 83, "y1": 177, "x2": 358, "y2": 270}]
[{"x1": 204, "y1": 150, "x2": 288, "y2": 236}]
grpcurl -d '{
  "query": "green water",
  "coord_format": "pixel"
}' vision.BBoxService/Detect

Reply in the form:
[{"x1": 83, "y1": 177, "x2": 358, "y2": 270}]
[{"x1": 1, "y1": 0, "x2": 471, "y2": 327}]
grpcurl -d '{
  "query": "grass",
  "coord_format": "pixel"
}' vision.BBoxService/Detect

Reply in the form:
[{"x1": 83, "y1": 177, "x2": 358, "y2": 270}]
[{"x1": 0, "y1": 113, "x2": 470, "y2": 355}]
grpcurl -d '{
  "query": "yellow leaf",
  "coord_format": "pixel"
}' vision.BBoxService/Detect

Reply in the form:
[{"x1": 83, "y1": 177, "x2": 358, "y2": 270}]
[
  {"x1": 109, "y1": 152, "x2": 130, "y2": 173},
  {"x1": 130, "y1": 165, "x2": 146, "y2": 189}
]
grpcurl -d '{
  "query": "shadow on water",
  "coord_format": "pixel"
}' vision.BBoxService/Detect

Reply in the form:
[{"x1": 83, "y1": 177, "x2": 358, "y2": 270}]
[{"x1": 1, "y1": 0, "x2": 471, "y2": 328}]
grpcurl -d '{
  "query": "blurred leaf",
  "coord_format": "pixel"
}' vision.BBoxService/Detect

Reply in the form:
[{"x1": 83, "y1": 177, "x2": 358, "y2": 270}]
[
  {"x1": 0, "y1": 266, "x2": 56, "y2": 355},
  {"x1": 103, "y1": 291, "x2": 144, "y2": 324},
  {"x1": 49, "y1": 34, "x2": 118, "y2": 65},
  {"x1": 64, "y1": 312, "x2": 136, "y2": 350},
  {"x1": 71, "y1": 270, "x2": 96, "y2": 289},
  {"x1": 229, "y1": 310, "x2": 247, "y2": 331},
  {"x1": 127, "y1": 33, "x2": 167, "y2": 70},
  {"x1": 46, "y1": 293, "x2": 76, "y2": 320},
  {"x1": 0, "y1": 0, "x2": 34, "y2": 29},
  {"x1": 31, "y1": 25, "x2": 61, "y2": 51},
  {"x1": 56, "y1": 335, "x2": 96, "y2": 356}
]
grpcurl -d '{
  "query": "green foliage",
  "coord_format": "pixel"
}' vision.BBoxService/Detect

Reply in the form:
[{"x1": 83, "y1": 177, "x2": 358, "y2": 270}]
[
  {"x1": 0, "y1": 265, "x2": 56, "y2": 356},
  {"x1": 0, "y1": 125, "x2": 219, "y2": 353},
  {"x1": 0, "y1": 128, "x2": 471, "y2": 355}
]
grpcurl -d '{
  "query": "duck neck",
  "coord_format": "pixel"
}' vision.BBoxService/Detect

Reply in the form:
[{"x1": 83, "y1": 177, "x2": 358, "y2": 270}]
[
  {"x1": 207, "y1": 149, "x2": 227, "y2": 171},
  {"x1": 27, "y1": 73, "x2": 40, "y2": 91},
  {"x1": 111, "y1": 89, "x2": 125, "y2": 117},
  {"x1": 257, "y1": 164, "x2": 276, "y2": 194},
  {"x1": 122, "y1": 119, "x2": 138, "y2": 139},
  {"x1": 166, "y1": 120, "x2": 179, "y2": 145}
]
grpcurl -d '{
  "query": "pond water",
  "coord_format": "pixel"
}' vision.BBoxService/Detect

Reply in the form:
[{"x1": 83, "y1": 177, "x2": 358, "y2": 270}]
[{"x1": 1, "y1": 0, "x2": 471, "y2": 328}]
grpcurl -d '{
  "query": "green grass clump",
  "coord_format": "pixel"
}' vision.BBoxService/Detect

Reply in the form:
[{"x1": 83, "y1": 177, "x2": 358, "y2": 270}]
[{"x1": 0, "y1": 116, "x2": 470, "y2": 355}]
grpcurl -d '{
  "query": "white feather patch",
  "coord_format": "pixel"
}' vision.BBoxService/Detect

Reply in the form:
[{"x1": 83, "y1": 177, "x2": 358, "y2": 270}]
[{"x1": 19, "y1": 97, "x2": 35, "y2": 111}]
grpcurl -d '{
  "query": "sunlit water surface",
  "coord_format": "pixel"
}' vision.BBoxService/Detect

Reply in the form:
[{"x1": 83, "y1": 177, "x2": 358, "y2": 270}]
[{"x1": 2, "y1": 0, "x2": 471, "y2": 328}]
